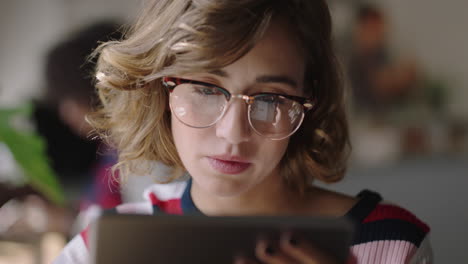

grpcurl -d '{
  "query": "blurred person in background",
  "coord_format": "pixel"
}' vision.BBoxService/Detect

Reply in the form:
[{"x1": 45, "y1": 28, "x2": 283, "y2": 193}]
[
  {"x1": 347, "y1": 4, "x2": 421, "y2": 114},
  {"x1": 1, "y1": 22, "x2": 125, "y2": 236},
  {"x1": 32, "y1": 21, "x2": 124, "y2": 220},
  {"x1": 0, "y1": 22, "x2": 130, "y2": 263},
  {"x1": 0, "y1": 21, "x2": 126, "y2": 263},
  {"x1": 343, "y1": 4, "x2": 433, "y2": 165}
]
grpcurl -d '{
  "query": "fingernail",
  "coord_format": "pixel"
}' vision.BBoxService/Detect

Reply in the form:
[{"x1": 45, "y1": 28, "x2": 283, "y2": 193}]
[
  {"x1": 283, "y1": 232, "x2": 299, "y2": 246},
  {"x1": 265, "y1": 245, "x2": 275, "y2": 255},
  {"x1": 289, "y1": 237, "x2": 299, "y2": 246},
  {"x1": 233, "y1": 256, "x2": 246, "y2": 264}
]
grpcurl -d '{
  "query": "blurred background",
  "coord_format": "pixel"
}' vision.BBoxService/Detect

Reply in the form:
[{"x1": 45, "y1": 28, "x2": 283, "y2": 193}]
[{"x1": 0, "y1": 0, "x2": 467, "y2": 263}]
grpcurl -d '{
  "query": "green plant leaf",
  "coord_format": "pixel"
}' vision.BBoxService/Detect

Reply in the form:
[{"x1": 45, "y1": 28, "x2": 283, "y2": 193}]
[{"x1": 0, "y1": 103, "x2": 65, "y2": 205}]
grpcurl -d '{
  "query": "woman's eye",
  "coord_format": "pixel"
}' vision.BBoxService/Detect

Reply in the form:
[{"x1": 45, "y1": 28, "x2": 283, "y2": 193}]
[
  {"x1": 193, "y1": 85, "x2": 220, "y2": 95},
  {"x1": 258, "y1": 95, "x2": 282, "y2": 104},
  {"x1": 258, "y1": 95, "x2": 275, "y2": 102}
]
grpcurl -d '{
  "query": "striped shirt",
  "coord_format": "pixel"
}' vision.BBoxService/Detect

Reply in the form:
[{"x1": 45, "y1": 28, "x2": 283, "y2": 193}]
[{"x1": 54, "y1": 180, "x2": 433, "y2": 264}]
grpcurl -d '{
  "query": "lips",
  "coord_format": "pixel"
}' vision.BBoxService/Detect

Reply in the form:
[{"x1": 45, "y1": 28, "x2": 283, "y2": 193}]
[{"x1": 207, "y1": 156, "x2": 252, "y2": 174}]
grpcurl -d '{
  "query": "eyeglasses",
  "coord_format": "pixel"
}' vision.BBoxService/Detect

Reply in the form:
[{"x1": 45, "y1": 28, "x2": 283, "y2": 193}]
[{"x1": 162, "y1": 77, "x2": 314, "y2": 140}]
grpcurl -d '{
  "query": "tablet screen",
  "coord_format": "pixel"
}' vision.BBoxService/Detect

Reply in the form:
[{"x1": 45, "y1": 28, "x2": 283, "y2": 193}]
[{"x1": 90, "y1": 214, "x2": 354, "y2": 264}]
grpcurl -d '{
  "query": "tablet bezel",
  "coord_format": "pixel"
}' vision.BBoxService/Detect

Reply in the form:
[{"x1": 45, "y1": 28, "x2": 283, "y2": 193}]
[{"x1": 90, "y1": 214, "x2": 354, "y2": 264}]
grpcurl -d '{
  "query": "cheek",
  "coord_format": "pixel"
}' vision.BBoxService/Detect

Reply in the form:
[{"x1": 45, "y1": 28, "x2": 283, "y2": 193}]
[
  {"x1": 260, "y1": 139, "x2": 289, "y2": 165},
  {"x1": 172, "y1": 115, "x2": 190, "y2": 156},
  {"x1": 171, "y1": 115, "x2": 188, "y2": 160},
  {"x1": 171, "y1": 114, "x2": 210, "y2": 161}
]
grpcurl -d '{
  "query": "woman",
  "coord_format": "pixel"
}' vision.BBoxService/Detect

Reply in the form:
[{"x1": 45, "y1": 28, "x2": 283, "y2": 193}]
[{"x1": 55, "y1": 0, "x2": 433, "y2": 263}]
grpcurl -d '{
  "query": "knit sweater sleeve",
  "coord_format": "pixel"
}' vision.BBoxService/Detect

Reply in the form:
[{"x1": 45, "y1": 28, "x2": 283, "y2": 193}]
[
  {"x1": 408, "y1": 235, "x2": 434, "y2": 264},
  {"x1": 350, "y1": 204, "x2": 433, "y2": 264},
  {"x1": 346, "y1": 190, "x2": 433, "y2": 264}
]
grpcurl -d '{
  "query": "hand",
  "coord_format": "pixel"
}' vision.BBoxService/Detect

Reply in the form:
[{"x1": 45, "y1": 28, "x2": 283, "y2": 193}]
[{"x1": 234, "y1": 232, "x2": 339, "y2": 264}]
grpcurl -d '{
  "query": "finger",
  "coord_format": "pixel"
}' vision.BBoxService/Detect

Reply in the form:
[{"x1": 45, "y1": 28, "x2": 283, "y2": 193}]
[
  {"x1": 233, "y1": 256, "x2": 259, "y2": 264},
  {"x1": 279, "y1": 232, "x2": 338, "y2": 264},
  {"x1": 254, "y1": 239, "x2": 298, "y2": 264}
]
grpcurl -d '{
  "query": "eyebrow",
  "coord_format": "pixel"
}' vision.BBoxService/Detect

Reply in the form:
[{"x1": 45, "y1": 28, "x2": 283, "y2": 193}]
[
  {"x1": 209, "y1": 69, "x2": 298, "y2": 89},
  {"x1": 255, "y1": 75, "x2": 297, "y2": 89},
  {"x1": 209, "y1": 69, "x2": 229, "y2": 78}
]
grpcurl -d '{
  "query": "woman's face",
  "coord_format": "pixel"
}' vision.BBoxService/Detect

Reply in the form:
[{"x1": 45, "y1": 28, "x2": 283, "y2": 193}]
[{"x1": 171, "y1": 19, "x2": 305, "y2": 197}]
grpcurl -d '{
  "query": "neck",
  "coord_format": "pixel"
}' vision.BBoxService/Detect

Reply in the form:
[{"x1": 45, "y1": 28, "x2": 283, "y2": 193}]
[{"x1": 190, "y1": 172, "x2": 308, "y2": 216}]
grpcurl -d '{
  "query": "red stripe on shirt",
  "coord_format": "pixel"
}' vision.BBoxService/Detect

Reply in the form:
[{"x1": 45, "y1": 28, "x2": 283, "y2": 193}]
[
  {"x1": 363, "y1": 204, "x2": 430, "y2": 233},
  {"x1": 149, "y1": 192, "x2": 183, "y2": 215},
  {"x1": 80, "y1": 226, "x2": 90, "y2": 249}
]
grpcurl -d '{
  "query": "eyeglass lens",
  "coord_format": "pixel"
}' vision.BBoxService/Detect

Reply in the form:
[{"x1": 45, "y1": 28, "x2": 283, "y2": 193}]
[{"x1": 169, "y1": 82, "x2": 304, "y2": 139}]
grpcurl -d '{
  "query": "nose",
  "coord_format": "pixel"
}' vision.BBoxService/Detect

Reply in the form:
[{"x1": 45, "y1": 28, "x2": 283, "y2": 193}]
[{"x1": 215, "y1": 98, "x2": 251, "y2": 144}]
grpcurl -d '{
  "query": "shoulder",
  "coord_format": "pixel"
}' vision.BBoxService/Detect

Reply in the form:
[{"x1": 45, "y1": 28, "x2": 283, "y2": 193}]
[
  {"x1": 142, "y1": 180, "x2": 187, "y2": 214},
  {"x1": 353, "y1": 203, "x2": 430, "y2": 245},
  {"x1": 54, "y1": 181, "x2": 188, "y2": 263},
  {"x1": 348, "y1": 190, "x2": 430, "y2": 246},
  {"x1": 347, "y1": 190, "x2": 433, "y2": 263},
  {"x1": 110, "y1": 180, "x2": 187, "y2": 215},
  {"x1": 52, "y1": 233, "x2": 90, "y2": 264},
  {"x1": 142, "y1": 180, "x2": 187, "y2": 203}
]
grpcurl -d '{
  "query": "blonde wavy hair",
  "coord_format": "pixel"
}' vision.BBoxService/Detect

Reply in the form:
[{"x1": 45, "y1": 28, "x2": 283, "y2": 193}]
[{"x1": 89, "y1": 0, "x2": 350, "y2": 194}]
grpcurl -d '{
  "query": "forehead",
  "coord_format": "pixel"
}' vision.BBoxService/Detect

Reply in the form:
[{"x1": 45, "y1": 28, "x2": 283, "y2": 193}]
[{"x1": 221, "y1": 18, "x2": 305, "y2": 91}]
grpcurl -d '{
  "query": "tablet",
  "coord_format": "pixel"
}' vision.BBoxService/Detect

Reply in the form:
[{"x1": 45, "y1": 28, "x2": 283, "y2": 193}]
[{"x1": 90, "y1": 214, "x2": 354, "y2": 264}]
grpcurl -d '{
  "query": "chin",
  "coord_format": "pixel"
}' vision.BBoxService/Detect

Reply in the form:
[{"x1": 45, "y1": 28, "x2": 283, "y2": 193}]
[{"x1": 200, "y1": 175, "x2": 252, "y2": 197}]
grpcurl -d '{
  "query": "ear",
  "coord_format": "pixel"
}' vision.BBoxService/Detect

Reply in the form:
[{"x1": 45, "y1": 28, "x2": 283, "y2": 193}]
[{"x1": 161, "y1": 77, "x2": 172, "y2": 112}]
